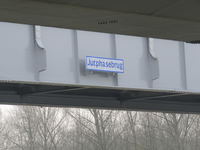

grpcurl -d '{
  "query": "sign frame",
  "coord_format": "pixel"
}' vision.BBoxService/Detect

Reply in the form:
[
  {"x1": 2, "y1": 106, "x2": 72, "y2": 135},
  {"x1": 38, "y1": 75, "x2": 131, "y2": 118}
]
[{"x1": 86, "y1": 56, "x2": 124, "y2": 73}]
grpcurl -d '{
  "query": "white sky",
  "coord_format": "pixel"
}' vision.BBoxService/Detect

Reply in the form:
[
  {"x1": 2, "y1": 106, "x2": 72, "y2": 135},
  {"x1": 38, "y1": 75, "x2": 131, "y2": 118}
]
[{"x1": 0, "y1": 104, "x2": 13, "y2": 116}]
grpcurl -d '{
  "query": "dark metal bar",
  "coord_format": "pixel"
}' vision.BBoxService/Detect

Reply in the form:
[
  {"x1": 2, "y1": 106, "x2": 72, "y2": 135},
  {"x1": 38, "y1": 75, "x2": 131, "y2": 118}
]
[
  {"x1": 127, "y1": 93, "x2": 189, "y2": 101},
  {"x1": 25, "y1": 87, "x2": 89, "y2": 96}
]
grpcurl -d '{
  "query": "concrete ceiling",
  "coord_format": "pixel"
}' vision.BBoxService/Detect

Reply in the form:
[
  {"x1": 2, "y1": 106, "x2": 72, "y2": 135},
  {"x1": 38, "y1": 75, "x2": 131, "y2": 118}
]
[{"x1": 1, "y1": 0, "x2": 200, "y2": 42}]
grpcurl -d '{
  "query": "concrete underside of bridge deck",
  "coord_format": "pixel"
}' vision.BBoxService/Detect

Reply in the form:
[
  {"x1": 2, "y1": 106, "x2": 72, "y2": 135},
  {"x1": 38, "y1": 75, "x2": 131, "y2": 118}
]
[{"x1": 1, "y1": 0, "x2": 200, "y2": 42}]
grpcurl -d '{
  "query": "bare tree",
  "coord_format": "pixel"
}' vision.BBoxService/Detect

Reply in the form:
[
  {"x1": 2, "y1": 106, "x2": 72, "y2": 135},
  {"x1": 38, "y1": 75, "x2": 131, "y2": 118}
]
[
  {"x1": 7, "y1": 106, "x2": 68, "y2": 150},
  {"x1": 124, "y1": 111, "x2": 139, "y2": 150},
  {"x1": 34, "y1": 107, "x2": 67, "y2": 150},
  {"x1": 0, "y1": 108, "x2": 11, "y2": 150},
  {"x1": 160, "y1": 113, "x2": 199, "y2": 150},
  {"x1": 66, "y1": 108, "x2": 126, "y2": 150},
  {"x1": 7, "y1": 106, "x2": 37, "y2": 150},
  {"x1": 3, "y1": 105, "x2": 200, "y2": 150}
]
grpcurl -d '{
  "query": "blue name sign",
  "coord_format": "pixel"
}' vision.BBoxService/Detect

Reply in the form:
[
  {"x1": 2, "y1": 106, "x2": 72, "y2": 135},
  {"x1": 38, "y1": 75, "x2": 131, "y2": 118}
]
[{"x1": 86, "y1": 56, "x2": 124, "y2": 73}]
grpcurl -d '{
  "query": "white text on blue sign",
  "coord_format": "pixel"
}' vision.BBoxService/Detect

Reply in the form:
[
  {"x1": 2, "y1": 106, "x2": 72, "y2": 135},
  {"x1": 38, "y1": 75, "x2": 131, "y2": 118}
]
[{"x1": 86, "y1": 56, "x2": 124, "y2": 73}]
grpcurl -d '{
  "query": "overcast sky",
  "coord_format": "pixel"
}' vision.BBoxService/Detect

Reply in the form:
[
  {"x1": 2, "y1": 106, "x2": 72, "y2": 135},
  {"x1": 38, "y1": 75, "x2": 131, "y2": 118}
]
[{"x1": 0, "y1": 105, "x2": 12, "y2": 116}]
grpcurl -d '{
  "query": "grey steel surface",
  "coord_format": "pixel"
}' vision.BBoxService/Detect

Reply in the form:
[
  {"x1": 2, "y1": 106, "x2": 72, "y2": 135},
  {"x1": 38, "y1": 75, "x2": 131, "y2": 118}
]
[
  {"x1": 1, "y1": 22, "x2": 200, "y2": 113},
  {"x1": 1, "y1": 0, "x2": 200, "y2": 42}
]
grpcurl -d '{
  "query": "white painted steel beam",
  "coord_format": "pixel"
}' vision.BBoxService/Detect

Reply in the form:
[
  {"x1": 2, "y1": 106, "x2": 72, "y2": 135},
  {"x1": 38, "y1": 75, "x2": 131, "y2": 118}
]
[{"x1": 0, "y1": 22, "x2": 200, "y2": 113}]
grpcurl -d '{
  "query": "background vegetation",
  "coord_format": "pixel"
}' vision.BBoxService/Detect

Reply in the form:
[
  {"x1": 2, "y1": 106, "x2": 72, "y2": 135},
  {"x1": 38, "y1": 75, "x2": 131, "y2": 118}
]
[{"x1": 0, "y1": 106, "x2": 199, "y2": 150}]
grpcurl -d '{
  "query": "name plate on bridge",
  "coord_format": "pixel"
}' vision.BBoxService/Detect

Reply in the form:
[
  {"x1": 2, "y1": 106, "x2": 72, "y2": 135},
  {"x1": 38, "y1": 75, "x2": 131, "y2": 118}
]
[{"x1": 86, "y1": 56, "x2": 124, "y2": 73}]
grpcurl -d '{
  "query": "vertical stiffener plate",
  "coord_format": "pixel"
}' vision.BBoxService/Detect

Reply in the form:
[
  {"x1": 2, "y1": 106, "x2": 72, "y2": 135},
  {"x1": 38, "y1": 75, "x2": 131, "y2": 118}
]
[{"x1": 34, "y1": 25, "x2": 47, "y2": 75}]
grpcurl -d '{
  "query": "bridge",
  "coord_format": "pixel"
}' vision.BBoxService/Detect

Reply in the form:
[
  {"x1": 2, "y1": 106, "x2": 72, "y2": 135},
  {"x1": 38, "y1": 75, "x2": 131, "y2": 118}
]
[{"x1": 0, "y1": 22, "x2": 200, "y2": 113}]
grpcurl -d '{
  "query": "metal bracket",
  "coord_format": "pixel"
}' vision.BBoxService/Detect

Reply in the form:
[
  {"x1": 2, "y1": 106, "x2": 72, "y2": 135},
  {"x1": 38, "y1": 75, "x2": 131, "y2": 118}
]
[
  {"x1": 148, "y1": 38, "x2": 159, "y2": 80},
  {"x1": 83, "y1": 70, "x2": 93, "y2": 76},
  {"x1": 35, "y1": 25, "x2": 47, "y2": 72},
  {"x1": 83, "y1": 70, "x2": 116, "y2": 77},
  {"x1": 106, "y1": 72, "x2": 116, "y2": 77}
]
